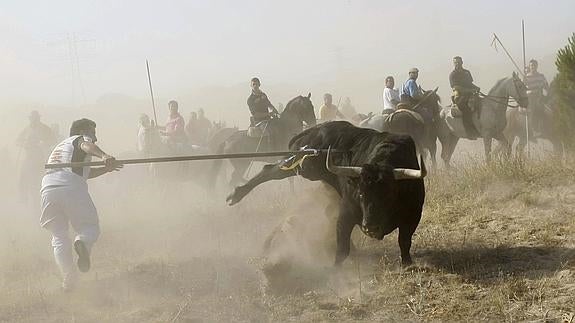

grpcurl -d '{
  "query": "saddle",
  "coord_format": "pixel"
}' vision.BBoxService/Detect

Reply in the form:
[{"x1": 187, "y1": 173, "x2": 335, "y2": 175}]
[
  {"x1": 247, "y1": 120, "x2": 271, "y2": 138},
  {"x1": 450, "y1": 92, "x2": 481, "y2": 118},
  {"x1": 384, "y1": 109, "x2": 425, "y2": 125}
]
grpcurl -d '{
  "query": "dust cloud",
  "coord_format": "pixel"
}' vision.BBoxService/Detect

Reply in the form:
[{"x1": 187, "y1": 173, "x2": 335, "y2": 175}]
[
  {"x1": 1, "y1": 1, "x2": 574, "y2": 321},
  {"x1": 0, "y1": 119, "x2": 365, "y2": 322}
]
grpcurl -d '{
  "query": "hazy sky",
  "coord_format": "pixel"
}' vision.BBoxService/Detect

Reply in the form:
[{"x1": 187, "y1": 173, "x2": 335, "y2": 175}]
[{"x1": 1, "y1": 0, "x2": 574, "y2": 120}]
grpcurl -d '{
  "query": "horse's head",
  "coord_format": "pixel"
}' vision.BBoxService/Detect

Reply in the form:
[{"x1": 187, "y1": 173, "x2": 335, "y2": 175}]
[
  {"x1": 282, "y1": 93, "x2": 317, "y2": 127},
  {"x1": 508, "y1": 72, "x2": 529, "y2": 108},
  {"x1": 415, "y1": 87, "x2": 442, "y2": 119}
]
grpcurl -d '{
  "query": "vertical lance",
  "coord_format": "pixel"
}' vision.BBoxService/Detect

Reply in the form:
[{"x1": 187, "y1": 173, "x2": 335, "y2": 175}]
[
  {"x1": 522, "y1": 20, "x2": 530, "y2": 157},
  {"x1": 146, "y1": 60, "x2": 158, "y2": 127}
]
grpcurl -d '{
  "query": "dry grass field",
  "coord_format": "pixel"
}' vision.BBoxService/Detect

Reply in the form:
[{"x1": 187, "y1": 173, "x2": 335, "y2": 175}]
[{"x1": 0, "y1": 154, "x2": 574, "y2": 322}]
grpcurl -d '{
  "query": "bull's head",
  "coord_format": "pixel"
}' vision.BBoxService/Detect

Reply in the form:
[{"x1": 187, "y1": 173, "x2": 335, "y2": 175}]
[{"x1": 326, "y1": 148, "x2": 426, "y2": 239}]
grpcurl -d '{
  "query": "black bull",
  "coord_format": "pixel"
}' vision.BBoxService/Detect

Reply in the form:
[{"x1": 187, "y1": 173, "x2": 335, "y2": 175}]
[{"x1": 227, "y1": 121, "x2": 426, "y2": 266}]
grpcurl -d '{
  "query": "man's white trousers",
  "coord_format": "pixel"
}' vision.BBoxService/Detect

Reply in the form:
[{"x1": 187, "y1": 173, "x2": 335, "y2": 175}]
[{"x1": 40, "y1": 185, "x2": 100, "y2": 285}]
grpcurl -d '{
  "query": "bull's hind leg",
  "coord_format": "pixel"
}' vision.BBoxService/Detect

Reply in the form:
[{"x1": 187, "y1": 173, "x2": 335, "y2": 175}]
[{"x1": 226, "y1": 163, "x2": 296, "y2": 206}]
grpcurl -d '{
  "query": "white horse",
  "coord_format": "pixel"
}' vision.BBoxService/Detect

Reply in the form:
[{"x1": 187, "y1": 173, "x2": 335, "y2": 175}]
[{"x1": 437, "y1": 72, "x2": 529, "y2": 167}]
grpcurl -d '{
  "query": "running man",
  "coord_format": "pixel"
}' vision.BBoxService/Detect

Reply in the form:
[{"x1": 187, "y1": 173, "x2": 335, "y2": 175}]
[{"x1": 41, "y1": 118, "x2": 122, "y2": 291}]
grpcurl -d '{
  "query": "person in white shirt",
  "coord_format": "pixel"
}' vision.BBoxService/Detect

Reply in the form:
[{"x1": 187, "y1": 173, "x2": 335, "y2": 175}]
[
  {"x1": 383, "y1": 76, "x2": 400, "y2": 115},
  {"x1": 41, "y1": 118, "x2": 121, "y2": 291}
]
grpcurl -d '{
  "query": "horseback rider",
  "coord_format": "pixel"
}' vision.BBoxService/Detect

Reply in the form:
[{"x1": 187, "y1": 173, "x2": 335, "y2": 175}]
[
  {"x1": 160, "y1": 100, "x2": 187, "y2": 148},
  {"x1": 383, "y1": 76, "x2": 400, "y2": 115},
  {"x1": 341, "y1": 97, "x2": 358, "y2": 121},
  {"x1": 450, "y1": 56, "x2": 480, "y2": 139},
  {"x1": 247, "y1": 77, "x2": 278, "y2": 126},
  {"x1": 524, "y1": 59, "x2": 549, "y2": 138},
  {"x1": 319, "y1": 93, "x2": 345, "y2": 122},
  {"x1": 399, "y1": 68, "x2": 423, "y2": 109}
]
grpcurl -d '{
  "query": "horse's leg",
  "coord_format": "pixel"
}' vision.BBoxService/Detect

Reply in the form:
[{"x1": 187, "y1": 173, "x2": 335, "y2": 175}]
[
  {"x1": 517, "y1": 134, "x2": 527, "y2": 158},
  {"x1": 515, "y1": 115, "x2": 527, "y2": 157},
  {"x1": 208, "y1": 158, "x2": 224, "y2": 191},
  {"x1": 438, "y1": 135, "x2": 449, "y2": 168},
  {"x1": 229, "y1": 160, "x2": 249, "y2": 187},
  {"x1": 494, "y1": 132, "x2": 511, "y2": 157},
  {"x1": 227, "y1": 162, "x2": 297, "y2": 205},
  {"x1": 550, "y1": 135, "x2": 564, "y2": 159},
  {"x1": 427, "y1": 136, "x2": 438, "y2": 170},
  {"x1": 419, "y1": 145, "x2": 428, "y2": 164},
  {"x1": 544, "y1": 122, "x2": 564, "y2": 159},
  {"x1": 483, "y1": 135, "x2": 493, "y2": 163},
  {"x1": 442, "y1": 135, "x2": 459, "y2": 169}
]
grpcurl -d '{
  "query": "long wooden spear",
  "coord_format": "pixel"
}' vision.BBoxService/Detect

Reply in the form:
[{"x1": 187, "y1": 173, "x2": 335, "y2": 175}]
[
  {"x1": 45, "y1": 149, "x2": 339, "y2": 169},
  {"x1": 146, "y1": 59, "x2": 158, "y2": 126},
  {"x1": 491, "y1": 33, "x2": 525, "y2": 78}
]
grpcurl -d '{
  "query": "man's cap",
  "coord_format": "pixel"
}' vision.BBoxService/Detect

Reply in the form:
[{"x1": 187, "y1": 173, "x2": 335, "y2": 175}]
[
  {"x1": 409, "y1": 67, "x2": 419, "y2": 73},
  {"x1": 29, "y1": 110, "x2": 40, "y2": 118}
]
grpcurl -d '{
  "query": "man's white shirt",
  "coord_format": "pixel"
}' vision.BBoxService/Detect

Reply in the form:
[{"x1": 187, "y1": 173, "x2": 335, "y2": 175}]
[
  {"x1": 42, "y1": 135, "x2": 93, "y2": 189},
  {"x1": 383, "y1": 87, "x2": 400, "y2": 111}
]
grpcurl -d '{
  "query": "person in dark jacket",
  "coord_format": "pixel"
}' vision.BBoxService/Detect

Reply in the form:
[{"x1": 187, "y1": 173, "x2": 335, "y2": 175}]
[
  {"x1": 450, "y1": 56, "x2": 480, "y2": 139},
  {"x1": 247, "y1": 77, "x2": 278, "y2": 126}
]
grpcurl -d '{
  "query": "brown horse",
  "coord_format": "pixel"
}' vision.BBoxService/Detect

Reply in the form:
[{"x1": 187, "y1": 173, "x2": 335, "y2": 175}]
[{"x1": 209, "y1": 94, "x2": 317, "y2": 186}]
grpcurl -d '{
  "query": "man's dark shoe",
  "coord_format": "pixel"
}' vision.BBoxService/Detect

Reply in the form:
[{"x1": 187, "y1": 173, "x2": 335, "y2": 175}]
[{"x1": 74, "y1": 240, "x2": 91, "y2": 273}]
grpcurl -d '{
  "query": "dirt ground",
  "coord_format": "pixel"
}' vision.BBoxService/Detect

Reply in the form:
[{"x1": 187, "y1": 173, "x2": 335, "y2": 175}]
[{"x1": 0, "y1": 147, "x2": 574, "y2": 322}]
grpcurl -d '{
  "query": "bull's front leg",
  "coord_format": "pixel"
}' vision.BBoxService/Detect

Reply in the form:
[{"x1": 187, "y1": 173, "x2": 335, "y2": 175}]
[
  {"x1": 226, "y1": 163, "x2": 297, "y2": 206},
  {"x1": 398, "y1": 222, "x2": 418, "y2": 266},
  {"x1": 334, "y1": 206, "x2": 357, "y2": 266}
]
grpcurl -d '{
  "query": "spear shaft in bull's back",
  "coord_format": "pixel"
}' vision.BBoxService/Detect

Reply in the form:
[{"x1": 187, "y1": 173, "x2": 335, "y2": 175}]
[{"x1": 146, "y1": 59, "x2": 158, "y2": 126}]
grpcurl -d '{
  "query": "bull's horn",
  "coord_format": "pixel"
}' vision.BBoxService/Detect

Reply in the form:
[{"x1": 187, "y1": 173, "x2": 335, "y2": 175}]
[
  {"x1": 393, "y1": 155, "x2": 427, "y2": 180},
  {"x1": 326, "y1": 147, "x2": 361, "y2": 178}
]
